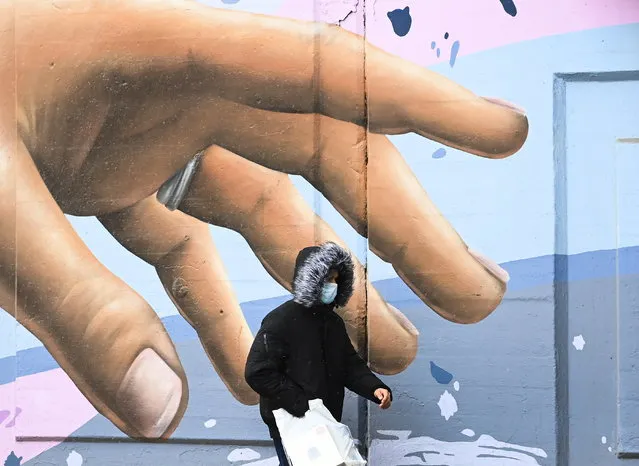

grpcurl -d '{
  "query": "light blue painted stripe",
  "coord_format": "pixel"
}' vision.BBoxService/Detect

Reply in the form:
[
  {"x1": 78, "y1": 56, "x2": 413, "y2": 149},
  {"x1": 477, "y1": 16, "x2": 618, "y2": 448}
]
[{"x1": 2, "y1": 246, "x2": 638, "y2": 385}]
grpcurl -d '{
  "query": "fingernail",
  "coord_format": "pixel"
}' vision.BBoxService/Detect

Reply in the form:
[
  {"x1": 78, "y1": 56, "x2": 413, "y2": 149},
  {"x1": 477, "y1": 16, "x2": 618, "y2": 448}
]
[
  {"x1": 483, "y1": 97, "x2": 526, "y2": 116},
  {"x1": 116, "y1": 348, "x2": 182, "y2": 438},
  {"x1": 388, "y1": 304, "x2": 420, "y2": 337},
  {"x1": 468, "y1": 248, "x2": 510, "y2": 284}
]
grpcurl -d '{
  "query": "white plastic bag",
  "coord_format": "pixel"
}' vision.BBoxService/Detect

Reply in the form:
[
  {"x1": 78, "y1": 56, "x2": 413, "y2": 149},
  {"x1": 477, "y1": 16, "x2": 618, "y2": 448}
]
[{"x1": 273, "y1": 399, "x2": 367, "y2": 466}]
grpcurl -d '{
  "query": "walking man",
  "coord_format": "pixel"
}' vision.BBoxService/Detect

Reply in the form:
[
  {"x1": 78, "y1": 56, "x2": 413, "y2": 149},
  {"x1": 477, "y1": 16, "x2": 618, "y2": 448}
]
[{"x1": 245, "y1": 242, "x2": 393, "y2": 465}]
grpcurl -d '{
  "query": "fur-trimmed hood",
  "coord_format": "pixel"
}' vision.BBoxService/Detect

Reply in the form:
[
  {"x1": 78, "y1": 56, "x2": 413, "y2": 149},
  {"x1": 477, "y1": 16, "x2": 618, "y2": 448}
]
[{"x1": 292, "y1": 242, "x2": 355, "y2": 308}]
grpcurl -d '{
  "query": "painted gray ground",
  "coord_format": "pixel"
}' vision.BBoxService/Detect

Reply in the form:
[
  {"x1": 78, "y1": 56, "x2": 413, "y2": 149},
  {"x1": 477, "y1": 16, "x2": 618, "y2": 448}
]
[
  {"x1": 25, "y1": 275, "x2": 555, "y2": 465},
  {"x1": 366, "y1": 279, "x2": 555, "y2": 466},
  {"x1": 23, "y1": 262, "x2": 639, "y2": 465}
]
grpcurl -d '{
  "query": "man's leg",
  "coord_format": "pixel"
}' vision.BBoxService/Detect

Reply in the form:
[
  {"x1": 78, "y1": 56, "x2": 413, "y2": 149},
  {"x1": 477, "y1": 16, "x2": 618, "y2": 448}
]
[{"x1": 273, "y1": 437, "x2": 290, "y2": 466}]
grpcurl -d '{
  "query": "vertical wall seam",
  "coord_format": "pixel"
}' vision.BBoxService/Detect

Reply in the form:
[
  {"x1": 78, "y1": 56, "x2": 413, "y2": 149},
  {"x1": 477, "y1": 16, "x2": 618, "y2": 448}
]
[
  {"x1": 360, "y1": 0, "x2": 371, "y2": 459},
  {"x1": 552, "y1": 73, "x2": 569, "y2": 466},
  {"x1": 312, "y1": 0, "x2": 322, "y2": 244},
  {"x1": 12, "y1": 1, "x2": 19, "y2": 453}
]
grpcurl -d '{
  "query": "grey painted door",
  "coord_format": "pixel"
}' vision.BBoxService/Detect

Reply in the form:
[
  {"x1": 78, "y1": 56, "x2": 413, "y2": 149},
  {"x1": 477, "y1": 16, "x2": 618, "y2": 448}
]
[{"x1": 556, "y1": 72, "x2": 639, "y2": 465}]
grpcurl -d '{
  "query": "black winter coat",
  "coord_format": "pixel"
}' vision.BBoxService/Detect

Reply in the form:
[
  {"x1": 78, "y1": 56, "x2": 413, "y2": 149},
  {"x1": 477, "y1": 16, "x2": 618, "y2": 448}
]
[{"x1": 244, "y1": 242, "x2": 392, "y2": 439}]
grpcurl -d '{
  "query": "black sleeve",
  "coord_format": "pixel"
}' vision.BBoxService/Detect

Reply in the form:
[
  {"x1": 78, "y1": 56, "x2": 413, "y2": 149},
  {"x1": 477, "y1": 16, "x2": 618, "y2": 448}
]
[
  {"x1": 340, "y1": 321, "x2": 393, "y2": 404},
  {"x1": 244, "y1": 317, "x2": 309, "y2": 417}
]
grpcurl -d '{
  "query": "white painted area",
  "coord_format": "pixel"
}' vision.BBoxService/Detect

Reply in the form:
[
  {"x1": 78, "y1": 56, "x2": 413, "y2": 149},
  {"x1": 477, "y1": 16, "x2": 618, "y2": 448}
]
[
  {"x1": 453, "y1": 381, "x2": 460, "y2": 391},
  {"x1": 227, "y1": 448, "x2": 261, "y2": 462},
  {"x1": 204, "y1": 419, "x2": 217, "y2": 428},
  {"x1": 608, "y1": 447, "x2": 613, "y2": 452},
  {"x1": 66, "y1": 451, "x2": 83, "y2": 466},
  {"x1": 317, "y1": 0, "x2": 360, "y2": 23},
  {"x1": 371, "y1": 430, "x2": 548, "y2": 465},
  {"x1": 437, "y1": 390, "x2": 458, "y2": 421},
  {"x1": 572, "y1": 334, "x2": 586, "y2": 351},
  {"x1": 601, "y1": 436, "x2": 607, "y2": 444},
  {"x1": 461, "y1": 429, "x2": 475, "y2": 438},
  {"x1": 243, "y1": 456, "x2": 279, "y2": 466}
]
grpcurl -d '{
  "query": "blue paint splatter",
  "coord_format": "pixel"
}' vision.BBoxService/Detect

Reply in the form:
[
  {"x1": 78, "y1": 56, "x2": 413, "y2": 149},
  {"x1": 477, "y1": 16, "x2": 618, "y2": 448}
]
[
  {"x1": 499, "y1": 0, "x2": 517, "y2": 16},
  {"x1": 4, "y1": 452, "x2": 22, "y2": 466},
  {"x1": 387, "y1": 7, "x2": 412, "y2": 37},
  {"x1": 449, "y1": 40, "x2": 460, "y2": 67},
  {"x1": 436, "y1": 48, "x2": 441, "y2": 58},
  {"x1": 432, "y1": 148, "x2": 447, "y2": 159},
  {"x1": 444, "y1": 32, "x2": 450, "y2": 40},
  {"x1": 430, "y1": 361, "x2": 454, "y2": 384},
  {"x1": 431, "y1": 41, "x2": 436, "y2": 50}
]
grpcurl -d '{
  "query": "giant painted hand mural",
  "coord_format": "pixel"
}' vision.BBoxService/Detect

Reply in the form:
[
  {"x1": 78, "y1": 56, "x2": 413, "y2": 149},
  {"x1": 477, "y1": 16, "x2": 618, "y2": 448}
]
[{"x1": 0, "y1": 0, "x2": 527, "y2": 440}]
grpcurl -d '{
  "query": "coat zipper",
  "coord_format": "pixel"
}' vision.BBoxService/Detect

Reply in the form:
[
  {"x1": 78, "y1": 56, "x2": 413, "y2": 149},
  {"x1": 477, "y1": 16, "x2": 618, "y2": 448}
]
[{"x1": 322, "y1": 317, "x2": 330, "y2": 382}]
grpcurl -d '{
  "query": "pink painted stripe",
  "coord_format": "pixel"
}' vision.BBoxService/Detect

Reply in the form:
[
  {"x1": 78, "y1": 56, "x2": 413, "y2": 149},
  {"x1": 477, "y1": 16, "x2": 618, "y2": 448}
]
[
  {"x1": 1, "y1": 369, "x2": 97, "y2": 463},
  {"x1": 277, "y1": 0, "x2": 639, "y2": 66}
]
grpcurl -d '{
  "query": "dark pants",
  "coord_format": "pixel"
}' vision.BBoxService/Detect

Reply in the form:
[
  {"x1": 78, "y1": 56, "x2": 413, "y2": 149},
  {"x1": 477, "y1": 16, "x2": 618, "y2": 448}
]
[{"x1": 273, "y1": 437, "x2": 290, "y2": 466}]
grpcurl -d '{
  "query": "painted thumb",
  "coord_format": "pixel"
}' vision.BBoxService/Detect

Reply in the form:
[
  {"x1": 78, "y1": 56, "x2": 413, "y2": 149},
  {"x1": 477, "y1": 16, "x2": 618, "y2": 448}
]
[{"x1": 18, "y1": 277, "x2": 188, "y2": 439}]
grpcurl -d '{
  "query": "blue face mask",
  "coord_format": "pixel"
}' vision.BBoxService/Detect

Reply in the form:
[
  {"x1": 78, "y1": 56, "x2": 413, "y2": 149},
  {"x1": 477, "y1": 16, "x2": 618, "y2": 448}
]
[{"x1": 320, "y1": 282, "x2": 338, "y2": 304}]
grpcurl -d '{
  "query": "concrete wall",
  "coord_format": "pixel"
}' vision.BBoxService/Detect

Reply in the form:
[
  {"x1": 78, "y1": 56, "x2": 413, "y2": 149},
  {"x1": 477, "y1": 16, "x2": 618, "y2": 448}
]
[{"x1": 1, "y1": 1, "x2": 638, "y2": 465}]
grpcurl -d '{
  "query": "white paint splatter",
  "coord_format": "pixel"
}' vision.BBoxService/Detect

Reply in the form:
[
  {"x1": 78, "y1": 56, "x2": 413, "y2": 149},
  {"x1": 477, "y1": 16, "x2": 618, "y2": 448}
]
[
  {"x1": 461, "y1": 429, "x2": 475, "y2": 437},
  {"x1": 227, "y1": 448, "x2": 261, "y2": 462},
  {"x1": 438, "y1": 390, "x2": 458, "y2": 421},
  {"x1": 572, "y1": 334, "x2": 586, "y2": 350},
  {"x1": 453, "y1": 381, "x2": 460, "y2": 391},
  {"x1": 318, "y1": 0, "x2": 359, "y2": 24},
  {"x1": 372, "y1": 430, "x2": 547, "y2": 465},
  {"x1": 204, "y1": 419, "x2": 217, "y2": 428},
  {"x1": 601, "y1": 436, "x2": 607, "y2": 444},
  {"x1": 66, "y1": 451, "x2": 83, "y2": 466},
  {"x1": 243, "y1": 457, "x2": 279, "y2": 466},
  {"x1": 608, "y1": 446, "x2": 613, "y2": 452}
]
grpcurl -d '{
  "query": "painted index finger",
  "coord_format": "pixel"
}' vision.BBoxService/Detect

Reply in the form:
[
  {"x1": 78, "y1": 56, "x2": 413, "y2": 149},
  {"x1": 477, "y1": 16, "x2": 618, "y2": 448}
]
[
  {"x1": 173, "y1": 6, "x2": 529, "y2": 158},
  {"x1": 32, "y1": 3, "x2": 528, "y2": 158}
]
